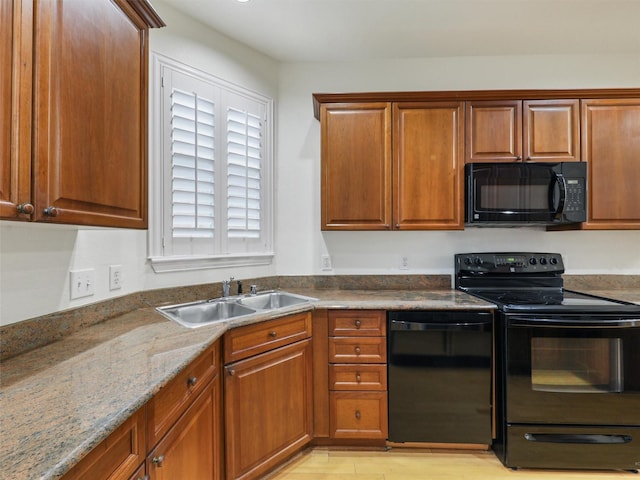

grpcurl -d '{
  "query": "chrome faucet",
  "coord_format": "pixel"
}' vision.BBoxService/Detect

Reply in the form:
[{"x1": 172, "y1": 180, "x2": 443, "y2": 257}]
[{"x1": 222, "y1": 276, "x2": 234, "y2": 297}]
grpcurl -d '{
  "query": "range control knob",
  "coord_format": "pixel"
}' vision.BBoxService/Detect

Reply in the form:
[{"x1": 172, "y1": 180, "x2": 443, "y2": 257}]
[
  {"x1": 529, "y1": 258, "x2": 537, "y2": 265},
  {"x1": 474, "y1": 257, "x2": 483, "y2": 266},
  {"x1": 539, "y1": 257, "x2": 548, "y2": 265},
  {"x1": 549, "y1": 257, "x2": 558, "y2": 265},
  {"x1": 464, "y1": 257, "x2": 472, "y2": 266}
]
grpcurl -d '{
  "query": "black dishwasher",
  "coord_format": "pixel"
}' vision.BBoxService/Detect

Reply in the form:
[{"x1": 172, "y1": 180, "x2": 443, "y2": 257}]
[{"x1": 388, "y1": 310, "x2": 492, "y2": 445}]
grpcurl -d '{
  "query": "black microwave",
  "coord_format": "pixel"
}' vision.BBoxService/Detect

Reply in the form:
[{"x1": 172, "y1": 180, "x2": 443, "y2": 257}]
[{"x1": 465, "y1": 162, "x2": 587, "y2": 226}]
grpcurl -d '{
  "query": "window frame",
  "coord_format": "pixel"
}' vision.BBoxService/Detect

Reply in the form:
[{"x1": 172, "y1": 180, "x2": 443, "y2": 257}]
[{"x1": 148, "y1": 53, "x2": 274, "y2": 273}]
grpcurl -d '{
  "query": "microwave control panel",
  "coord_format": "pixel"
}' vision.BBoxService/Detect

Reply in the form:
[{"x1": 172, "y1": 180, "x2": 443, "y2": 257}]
[{"x1": 564, "y1": 178, "x2": 585, "y2": 213}]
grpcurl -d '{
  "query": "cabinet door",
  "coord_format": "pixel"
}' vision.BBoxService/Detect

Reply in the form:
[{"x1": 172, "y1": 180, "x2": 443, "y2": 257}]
[
  {"x1": 581, "y1": 99, "x2": 640, "y2": 229},
  {"x1": 466, "y1": 100, "x2": 522, "y2": 163},
  {"x1": 224, "y1": 339, "x2": 313, "y2": 480},
  {"x1": 0, "y1": 0, "x2": 32, "y2": 220},
  {"x1": 524, "y1": 99, "x2": 580, "y2": 162},
  {"x1": 393, "y1": 102, "x2": 464, "y2": 229},
  {"x1": 321, "y1": 103, "x2": 392, "y2": 230},
  {"x1": 148, "y1": 375, "x2": 222, "y2": 480},
  {"x1": 31, "y1": 0, "x2": 149, "y2": 227}
]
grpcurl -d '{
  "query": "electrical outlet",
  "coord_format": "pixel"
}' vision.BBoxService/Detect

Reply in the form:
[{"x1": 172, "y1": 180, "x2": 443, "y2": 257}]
[
  {"x1": 400, "y1": 256, "x2": 409, "y2": 270},
  {"x1": 109, "y1": 265, "x2": 123, "y2": 290},
  {"x1": 320, "y1": 254, "x2": 332, "y2": 271},
  {"x1": 70, "y1": 269, "x2": 95, "y2": 299}
]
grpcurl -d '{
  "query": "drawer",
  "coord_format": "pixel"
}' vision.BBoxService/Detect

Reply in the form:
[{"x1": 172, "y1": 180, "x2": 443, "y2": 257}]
[
  {"x1": 329, "y1": 310, "x2": 386, "y2": 337},
  {"x1": 62, "y1": 405, "x2": 146, "y2": 480},
  {"x1": 328, "y1": 337, "x2": 386, "y2": 364},
  {"x1": 147, "y1": 342, "x2": 219, "y2": 448},
  {"x1": 224, "y1": 312, "x2": 312, "y2": 364},
  {"x1": 330, "y1": 391, "x2": 388, "y2": 439},
  {"x1": 329, "y1": 364, "x2": 387, "y2": 391}
]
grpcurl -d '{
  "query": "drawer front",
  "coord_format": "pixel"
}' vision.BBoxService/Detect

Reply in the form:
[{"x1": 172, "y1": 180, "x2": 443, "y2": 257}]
[
  {"x1": 147, "y1": 342, "x2": 219, "y2": 447},
  {"x1": 328, "y1": 337, "x2": 386, "y2": 364},
  {"x1": 330, "y1": 391, "x2": 388, "y2": 439},
  {"x1": 328, "y1": 310, "x2": 386, "y2": 337},
  {"x1": 329, "y1": 364, "x2": 387, "y2": 391},
  {"x1": 62, "y1": 406, "x2": 146, "y2": 480},
  {"x1": 224, "y1": 312, "x2": 312, "y2": 364}
]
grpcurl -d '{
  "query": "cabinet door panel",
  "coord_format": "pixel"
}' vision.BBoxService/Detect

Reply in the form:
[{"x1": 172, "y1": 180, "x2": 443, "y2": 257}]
[
  {"x1": 394, "y1": 102, "x2": 464, "y2": 229},
  {"x1": 581, "y1": 99, "x2": 640, "y2": 228},
  {"x1": 147, "y1": 377, "x2": 221, "y2": 480},
  {"x1": 225, "y1": 339, "x2": 312, "y2": 480},
  {"x1": 524, "y1": 99, "x2": 580, "y2": 162},
  {"x1": 0, "y1": 0, "x2": 32, "y2": 220},
  {"x1": 321, "y1": 103, "x2": 391, "y2": 230},
  {"x1": 466, "y1": 101, "x2": 522, "y2": 163},
  {"x1": 32, "y1": 0, "x2": 148, "y2": 227}
]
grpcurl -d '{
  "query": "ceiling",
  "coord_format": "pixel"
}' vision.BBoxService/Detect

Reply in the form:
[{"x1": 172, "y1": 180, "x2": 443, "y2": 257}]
[{"x1": 160, "y1": 0, "x2": 640, "y2": 63}]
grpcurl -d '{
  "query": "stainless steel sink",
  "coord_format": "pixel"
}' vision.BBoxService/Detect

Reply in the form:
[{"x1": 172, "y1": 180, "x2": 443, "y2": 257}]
[
  {"x1": 236, "y1": 291, "x2": 317, "y2": 310},
  {"x1": 157, "y1": 299, "x2": 256, "y2": 328},
  {"x1": 156, "y1": 290, "x2": 316, "y2": 328}
]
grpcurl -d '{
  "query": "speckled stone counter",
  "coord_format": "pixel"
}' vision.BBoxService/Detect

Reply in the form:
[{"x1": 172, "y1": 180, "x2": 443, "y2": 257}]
[{"x1": 0, "y1": 288, "x2": 493, "y2": 480}]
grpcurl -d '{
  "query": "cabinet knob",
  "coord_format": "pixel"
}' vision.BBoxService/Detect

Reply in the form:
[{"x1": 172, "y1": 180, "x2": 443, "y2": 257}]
[
  {"x1": 356, "y1": 373, "x2": 362, "y2": 383},
  {"x1": 16, "y1": 203, "x2": 34, "y2": 215},
  {"x1": 228, "y1": 368, "x2": 236, "y2": 376},
  {"x1": 355, "y1": 410, "x2": 361, "y2": 420},
  {"x1": 269, "y1": 331, "x2": 277, "y2": 338},
  {"x1": 136, "y1": 476, "x2": 150, "y2": 480},
  {"x1": 355, "y1": 346, "x2": 361, "y2": 355},
  {"x1": 187, "y1": 376, "x2": 197, "y2": 387},
  {"x1": 354, "y1": 319, "x2": 361, "y2": 329},
  {"x1": 43, "y1": 206, "x2": 59, "y2": 217},
  {"x1": 515, "y1": 156, "x2": 522, "y2": 161},
  {"x1": 152, "y1": 455, "x2": 165, "y2": 466}
]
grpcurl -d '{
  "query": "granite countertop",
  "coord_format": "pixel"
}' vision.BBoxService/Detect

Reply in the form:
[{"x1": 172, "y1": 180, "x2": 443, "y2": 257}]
[{"x1": 0, "y1": 288, "x2": 493, "y2": 480}]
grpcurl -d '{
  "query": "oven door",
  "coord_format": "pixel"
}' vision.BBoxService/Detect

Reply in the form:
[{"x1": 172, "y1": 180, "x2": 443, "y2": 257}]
[{"x1": 505, "y1": 314, "x2": 640, "y2": 426}]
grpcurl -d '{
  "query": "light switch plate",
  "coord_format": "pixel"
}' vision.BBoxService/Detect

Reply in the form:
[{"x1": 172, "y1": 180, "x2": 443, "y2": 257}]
[{"x1": 70, "y1": 269, "x2": 95, "y2": 299}]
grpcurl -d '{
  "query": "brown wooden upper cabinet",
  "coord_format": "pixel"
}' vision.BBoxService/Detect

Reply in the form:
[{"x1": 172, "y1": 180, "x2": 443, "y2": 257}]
[
  {"x1": 319, "y1": 101, "x2": 464, "y2": 230},
  {"x1": 466, "y1": 99, "x2": 580, "y2": 163},
  {"x1": 579, "y1": 98, "x2": 640, "y2": 229},
  {"x1": 0, "y1": 0, "x2": 164, "y2": 228}
]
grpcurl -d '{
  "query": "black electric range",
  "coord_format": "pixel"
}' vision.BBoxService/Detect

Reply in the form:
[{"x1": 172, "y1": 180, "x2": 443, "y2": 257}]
[{"x1": 454, "y1": 252, "x2": 640, "y2": 472}]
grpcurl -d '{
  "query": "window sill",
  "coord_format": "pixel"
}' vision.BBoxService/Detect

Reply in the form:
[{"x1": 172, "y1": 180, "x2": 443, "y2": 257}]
[{"x1": 149, "y1": 253, "x2": 274, "y2": 273}]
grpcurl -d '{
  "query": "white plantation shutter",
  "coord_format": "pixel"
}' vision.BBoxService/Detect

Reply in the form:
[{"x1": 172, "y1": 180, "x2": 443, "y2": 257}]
[
  {"x1": 227, "y1": 107, "x2": 262, "y2": 239},
  {"x1": 150, "y1": 55, "x2": 273, "y2": 271},
  {"x1": 171, "y1": 89, "x2": 216, "y2": 239}
]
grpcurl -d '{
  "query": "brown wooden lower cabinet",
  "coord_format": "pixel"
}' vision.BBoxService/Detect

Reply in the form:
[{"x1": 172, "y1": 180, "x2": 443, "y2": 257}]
[
  {"x1": 147, "y1": 375, "x2": 222, "y2": 480},
  {"x1": 224, "y1": 338, "x2": 313, "y2": 480},
  {"x1": 61, "y1": 341, "x2": 222, "y2": 480},
  {"x1": 330, "y1": 391, "x2": 388, "y2": 439}
]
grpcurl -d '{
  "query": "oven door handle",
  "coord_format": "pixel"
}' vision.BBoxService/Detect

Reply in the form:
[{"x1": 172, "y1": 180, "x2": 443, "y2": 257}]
[
  {"x1": 551, "y1": 172, "x2": 567, "y2": 218},
  {"x1": 508, "y1": 316, "x2": 640, "y2": 328}
]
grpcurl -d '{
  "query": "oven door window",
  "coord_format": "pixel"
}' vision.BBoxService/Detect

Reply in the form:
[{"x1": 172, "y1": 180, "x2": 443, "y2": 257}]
[{"x1": 531, "y1": 337, "x2": 623, "y2": 393}]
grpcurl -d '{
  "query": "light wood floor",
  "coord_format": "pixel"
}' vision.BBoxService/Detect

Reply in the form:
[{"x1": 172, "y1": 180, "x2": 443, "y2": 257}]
[{"x1": 266, "y1": 447, "x2": 637, "y2": 480}]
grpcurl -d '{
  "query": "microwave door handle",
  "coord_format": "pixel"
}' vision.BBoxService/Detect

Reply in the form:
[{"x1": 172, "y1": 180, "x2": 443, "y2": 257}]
[{"x1": 552, "y1": 172, "x2": 567, "y2": 218}]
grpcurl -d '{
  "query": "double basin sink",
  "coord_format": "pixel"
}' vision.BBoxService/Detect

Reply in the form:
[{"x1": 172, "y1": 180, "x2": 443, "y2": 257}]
[{"x1": 156, "y1": 290, "x2": 317, "y2": 328}]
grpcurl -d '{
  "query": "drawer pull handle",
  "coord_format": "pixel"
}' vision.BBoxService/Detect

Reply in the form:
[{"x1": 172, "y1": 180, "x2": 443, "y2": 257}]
[
  {"x1": 187, "y1": 376, "x2": 197, "y2": 387},
  {"x1": 356, "y1": 373, "x2": 361, "y2": 383},
  {"x1": 43, "y1": 206, "x2": 59, "y2": 217},
  {"x1": 269, "y1": 331, "x2": 277, "y2": 338},
  {"x1": 152, "y1": 455, "x2": 165, "y2": 466},
  {"x1": 228, "y1": 368, "x2": 236, "y2": 376},
  {"x1": 354, "y1": 319, "x2": 361, "y2": 329},
  {"x1": 355, "y1": 346, "x2": 361, "y2": 355},
  {"x1": 355, "y1": 410, "x2": 361, "y2": 420}
]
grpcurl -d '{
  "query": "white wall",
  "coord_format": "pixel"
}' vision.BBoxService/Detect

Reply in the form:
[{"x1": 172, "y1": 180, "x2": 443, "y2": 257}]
[
  {"x1": 1, "y1": 7, "x2": 639, "y2": 327},
  {"x1": 276, "y1": 55, "x2": 640, "y2": 277}
]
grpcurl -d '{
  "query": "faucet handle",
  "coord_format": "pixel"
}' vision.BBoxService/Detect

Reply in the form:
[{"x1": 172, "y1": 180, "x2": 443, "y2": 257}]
[{"x1": 250, "y1": 284, "x2": 258, "y2": 295}]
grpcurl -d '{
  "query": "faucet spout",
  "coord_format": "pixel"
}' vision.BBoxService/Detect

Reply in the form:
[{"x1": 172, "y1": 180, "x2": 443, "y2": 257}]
[{"x1": 222, "y1": 276, "x2": 234, "y2": 297}]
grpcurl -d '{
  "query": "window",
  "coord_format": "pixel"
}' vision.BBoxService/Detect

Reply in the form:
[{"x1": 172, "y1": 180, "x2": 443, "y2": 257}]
[{"x1": 149, "y1": 55, "x2": 273, "y2": 272}]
